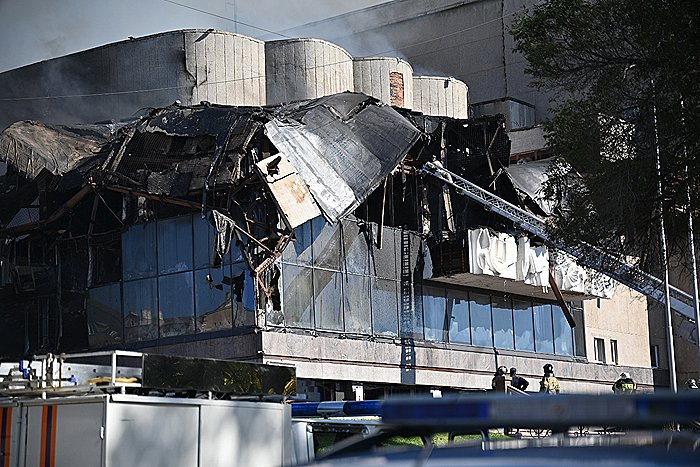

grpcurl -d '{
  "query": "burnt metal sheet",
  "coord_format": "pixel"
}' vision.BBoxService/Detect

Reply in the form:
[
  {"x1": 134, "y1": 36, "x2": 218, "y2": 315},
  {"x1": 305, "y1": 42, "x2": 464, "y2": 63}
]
[
  {"x1": 504, "y1": 157, "x2": 556, "y2": 215},
  {"x1": 254, "y1": 153, "x2": 322, "y2": 229},
  {"x1": 0, "y1": 121, "x2": 107, "y2": 179},
  {"x1": 142, "y1": 354, "x2": 296, "y2": 396},
  {"x1": 265, "y1": 92, "x2": 421, "y2": 221}
]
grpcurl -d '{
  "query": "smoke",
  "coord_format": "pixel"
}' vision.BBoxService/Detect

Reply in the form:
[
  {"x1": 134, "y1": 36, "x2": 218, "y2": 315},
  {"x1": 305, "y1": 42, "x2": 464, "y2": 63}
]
[{"x1": 0, "y1": 0, "x2": 391, "y2": 73}]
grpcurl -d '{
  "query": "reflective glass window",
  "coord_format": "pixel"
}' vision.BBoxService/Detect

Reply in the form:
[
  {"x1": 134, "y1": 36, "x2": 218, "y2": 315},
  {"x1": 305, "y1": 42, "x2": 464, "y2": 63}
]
[
  {"x1": 423, "y1": 286, "x2": 447, "y2": 342},
  {"x1": 447, "y1": 289, "x2": 470, "y2": 344},
  {"x1": 158, "y1": 272, "x2": 195, "y2": 337},
  {"x1": 231, "y1": 263, "x2": 255, "y2": 327},
  {"x1": 372, "y1": 228, "x2": 398, "y2": 280},
  {"x1": 312, "y1": 217, "x2": 341, "y2": 271},
  {"x1": 194, "y1": 267, "x2": 232, "y2": 332},
  {"x1": 553, "y1": 305, "x2": 574, "y2": 356},
  {"x1": 157, "y1": 216, "x2": 193, "y2": 274},
  {"x1": 282, "y1": 219, "x2": 313, "y2": 265},
  {"x1": 314, "y1": 269, "x2": 344, "y2": 331},
  {"x1": 86, "y1": 283, "x2": 123, "y2": 347},
  {"x1": 512, "y1": 299, "x2": 535, "y2": 352},
  {"x1": 122, "y1": 222, "x2": 157, "y2": 280},
  {"x1": 342, "y1": 221, "x2": 371, "y2": 275},
  {"x1": 193, "y1": 215, "x2": 217, "y2": 269},
  {"x1": 281, "y1": 264, "x2": 313, "y2": 328},
  {"x1": 492, "y1": 296, "x2": 514, "y2": 350},
  {"x1": 123, "y1": 278, "x2": 157, "y2": 342},
  {"x1": 533, "y1": 304, "x2": 554, "y2": 354},
  {"x1": 343, "y1": 274, "x2": 372, "y2": 334},
  {"x1": 372, "y1": 278, "x2": 399, "y2": 337},
  {"x1": 470, "y1": 292, "x2": 493, "y2": 347}
]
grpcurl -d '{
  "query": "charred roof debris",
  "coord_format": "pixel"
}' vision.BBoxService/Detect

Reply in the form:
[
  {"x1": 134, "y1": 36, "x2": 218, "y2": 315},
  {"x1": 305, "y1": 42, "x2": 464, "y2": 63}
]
[{"x1": 0, "y1": 90, "x2": 568, "y2": 357}]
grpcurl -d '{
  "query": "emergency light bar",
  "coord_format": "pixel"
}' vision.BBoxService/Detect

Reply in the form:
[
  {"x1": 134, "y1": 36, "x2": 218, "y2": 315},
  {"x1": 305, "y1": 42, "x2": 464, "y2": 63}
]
[
  {"x1": 292, "y1": 393, "x2": 700, "y2": 429},
  {"x1": 291, "y1": 400, "x2": 382, "y2": 418},
  {"x1": 381, "y1": 393, "x2": 700, "y2": 430}
]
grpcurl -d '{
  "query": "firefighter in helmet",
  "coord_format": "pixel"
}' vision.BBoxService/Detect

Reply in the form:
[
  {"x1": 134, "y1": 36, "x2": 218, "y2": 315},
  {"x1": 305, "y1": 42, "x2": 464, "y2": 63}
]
[
  {"x1": 539, "y1": 363, "x2": 560, "y2": 394},
  {"x1": 612, "y1": 372, "x2": 637, "y2": 393}
]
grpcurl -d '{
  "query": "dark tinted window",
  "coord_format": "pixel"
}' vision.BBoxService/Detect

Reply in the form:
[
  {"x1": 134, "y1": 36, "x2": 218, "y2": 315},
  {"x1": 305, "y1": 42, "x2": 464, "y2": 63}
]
[
  {"x1": 158, "y1": 272, "x2": 195, "y2": 337},
  {"x1": 470, "y1": 293, "x2": 493, "y2": 347}
]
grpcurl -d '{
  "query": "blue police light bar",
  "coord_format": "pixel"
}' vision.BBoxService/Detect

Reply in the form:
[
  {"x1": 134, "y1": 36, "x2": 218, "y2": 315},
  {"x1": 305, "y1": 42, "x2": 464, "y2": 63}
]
[
  {"x1": 381, "y1": 393, "x2": 700, "y2": 429},
  {"x1": 291, "y1": 400, "x2": 382, "y2": 418}
]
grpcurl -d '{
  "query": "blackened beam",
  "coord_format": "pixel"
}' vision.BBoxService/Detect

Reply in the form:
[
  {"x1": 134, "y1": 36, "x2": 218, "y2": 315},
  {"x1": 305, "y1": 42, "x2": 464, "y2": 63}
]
[
  {"x1": 549, "y1": 271, "x2": 576, "y2": 327},
  {"x1": 0, "y1": 185, "x2": 93, "y2": 237},
  {"x1": 104, "y1": 185, "x2": 202, "y2": 210}
]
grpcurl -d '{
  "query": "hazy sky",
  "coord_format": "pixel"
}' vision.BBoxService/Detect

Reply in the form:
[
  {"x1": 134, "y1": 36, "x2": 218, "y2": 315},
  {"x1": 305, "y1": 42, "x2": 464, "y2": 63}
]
[{"x1": 0, "y1": 0, "x2": 391, "y2": 72}]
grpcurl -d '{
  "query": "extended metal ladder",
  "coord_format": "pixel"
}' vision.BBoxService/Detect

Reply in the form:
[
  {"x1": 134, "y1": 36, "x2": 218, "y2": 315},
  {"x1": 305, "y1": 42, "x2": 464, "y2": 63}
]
[{"x1": 421, "y1": 161, "x2": 697, "y2": 341}]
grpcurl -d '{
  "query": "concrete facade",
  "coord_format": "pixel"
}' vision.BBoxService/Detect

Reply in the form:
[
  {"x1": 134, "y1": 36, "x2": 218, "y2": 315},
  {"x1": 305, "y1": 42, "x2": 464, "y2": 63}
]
[
  {"x1": 0, "y1": 30, "x2": 266, "y2": 129},
  {"x1": 265, "y1": 39, "x2": 354, "y2": 105},
  {"x1": 413, "y1": 76, "x2": 469, "y2": 119},
  {"x1": 353, "y1": 57, "x2": 414, "y2": 109}
]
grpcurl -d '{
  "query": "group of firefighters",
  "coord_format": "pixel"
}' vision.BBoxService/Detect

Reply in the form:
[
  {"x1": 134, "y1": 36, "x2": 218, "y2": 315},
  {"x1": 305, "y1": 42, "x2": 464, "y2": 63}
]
[{"x1": 492, "y1": 363, "x2": 700, "y2": 394}]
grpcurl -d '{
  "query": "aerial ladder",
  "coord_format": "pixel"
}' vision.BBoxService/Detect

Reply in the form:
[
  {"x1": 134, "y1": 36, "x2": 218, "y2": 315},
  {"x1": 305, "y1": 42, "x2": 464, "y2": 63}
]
[{"x1": 421, "y1": 161, "x2": 697, "y2": 343}]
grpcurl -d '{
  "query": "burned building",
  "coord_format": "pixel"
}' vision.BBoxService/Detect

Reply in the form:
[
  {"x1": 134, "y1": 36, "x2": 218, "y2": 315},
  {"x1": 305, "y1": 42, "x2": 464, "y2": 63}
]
[{"x1": 0, "y1": 30, "x2": 656, "y2": 398}]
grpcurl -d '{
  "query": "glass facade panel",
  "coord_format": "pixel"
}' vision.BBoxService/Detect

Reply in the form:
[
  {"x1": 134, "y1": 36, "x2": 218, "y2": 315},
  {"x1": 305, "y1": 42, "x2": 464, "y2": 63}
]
[
  {"x1": 281, "y1": 263, "x2": 313, "y2": 328},
  {"x1": 314, "y1": 269, "x2": 344, "y2": 331},
  {"x1": 282, "y1": 219, "x2": 313, "y2": 265},
  {"x1": 157, "y1": 215, "x2": 193, "y2": 274},
  {"x1": 158, "y1": 272, "x2": 195, "y2": 337},
  {"x1": 447, "y1": 289, "x2": 470, "y2": 344},
  {"x1": 491, "y1": 296, "x2": 514, "y2": 350},
  {"x1": 372, "y1": 228, "x2": 398, "y2": 280},
  {"x1": 122, "y1": 223, "x2": 157, "y2": 280},
  {"x1": 231, "y1": 263, "x2": 255, "y2": 327},
  {"x1": 312, "y1": 217, "x2": 341, "y2": 270},
  {"x1": 194, "y1": 267, "x2": 232, "y2": 332},
  {"x1": 513, "y1": 299, "x2": 535, "y2": 352},
  {"x1": 86, "y1": 283, "x2": 123, "y2": 347},
  {"x1": 470, "y1": 292, "x2": 493, "y2": 347},
  {"x1": 552, "y1": 305, "x2": 574, "y2": 356},
  {"x1": 343, "y1": 274, "x2": 372, "y2": 334},
  {"x1": 423, "y1": 286, "x2": 447, "y2": 342},
  {"x1": 533, "y1": 304, "x2": 554, "y2": 354},
  {"x1": 193, "y1": 215, "x2": 216, "y2": 269},
  {"x1": 342, "y1": 221, "x2": 371, "y2": 275},
  {"x1": 372, "y1": 278, "x2": 399, "y2": 336},
  {"x1": 123, "y1": 278, "x2": 157, "y2": 342}
]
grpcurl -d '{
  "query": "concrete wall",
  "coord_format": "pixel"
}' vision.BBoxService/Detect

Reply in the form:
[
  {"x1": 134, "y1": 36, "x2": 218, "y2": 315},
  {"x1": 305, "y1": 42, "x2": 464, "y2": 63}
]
[
  {"x1": 285, "y1": 0, "x2": 554, "y2": 121},
  {"x1": 353, "y1": 57, "x2": 414, "y2": 109},
  {"x1": 260, "y1": 330, "x2": 654, "y2": 394},
  {"x1": 413, "y1": 76, "x2": 468, "y2": 118},
  {"x1": 0, "y1": 29, "x2": 265, "y2": 130},
  {"x1": 265, "y1": 39, "x2": 353, "y2": 105}
]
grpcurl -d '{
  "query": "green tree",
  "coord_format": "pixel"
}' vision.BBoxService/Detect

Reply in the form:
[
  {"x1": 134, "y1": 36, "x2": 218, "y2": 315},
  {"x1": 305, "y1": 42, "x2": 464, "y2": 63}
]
[{"x1": 512, "y1": 0, "x2": 700, "y2": 269}]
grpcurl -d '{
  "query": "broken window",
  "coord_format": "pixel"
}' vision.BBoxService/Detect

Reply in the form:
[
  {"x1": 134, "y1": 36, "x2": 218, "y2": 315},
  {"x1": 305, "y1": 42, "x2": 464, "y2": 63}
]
[
  {"x1": 194, "y1": 267, "x2": 232, "y2": 332},
  {"x1": 314, "y1": 269, "x2": 343, "y2": 331},
  {"x1": 281, "y1": 264, "x2": 313, "y2": 328},
  {"x1": 86, "y1": 283, "x2": 123, "y2": 347}
]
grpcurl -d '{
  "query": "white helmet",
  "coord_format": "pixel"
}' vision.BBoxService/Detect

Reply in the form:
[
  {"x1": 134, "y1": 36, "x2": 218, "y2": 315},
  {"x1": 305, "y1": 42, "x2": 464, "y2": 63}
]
[{"x1": 620, "y1": 372, "x2": 630, "y2": 379}]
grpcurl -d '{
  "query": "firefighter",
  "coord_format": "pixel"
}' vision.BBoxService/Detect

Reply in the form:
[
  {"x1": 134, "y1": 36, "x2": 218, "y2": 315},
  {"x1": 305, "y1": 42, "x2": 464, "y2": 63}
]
[
  {"x1": 491, "y1": 365, "x2": 508, "y2": 391},
  {"x1": 686, "y1": 378, "x2": 698, "y2": 390},
  {"x1": 539, "y1": 363, "x2": 560, "y2": 394},
  {"x1": 509, "y1": 367, "x2": 529, "y2": 391},
  {"x1": 612, "y1": 372, "x2": 637, "y2": 393}
]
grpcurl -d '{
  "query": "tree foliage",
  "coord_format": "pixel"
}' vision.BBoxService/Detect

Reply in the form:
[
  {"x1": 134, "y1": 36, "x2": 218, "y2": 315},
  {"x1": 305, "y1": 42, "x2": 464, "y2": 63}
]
[{"x1": 512, "y1": 0, "x2": 700, "y2": 269}]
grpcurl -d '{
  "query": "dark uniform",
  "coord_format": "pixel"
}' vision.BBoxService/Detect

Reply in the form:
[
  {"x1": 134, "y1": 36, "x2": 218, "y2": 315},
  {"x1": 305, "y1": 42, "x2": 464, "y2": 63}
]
[
  {"x1": 612, "y1": 372, "x2": 637, "y2": 393},
  {"x1": 509, "y1": 368, "x2": 529, "y2": 391}
]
